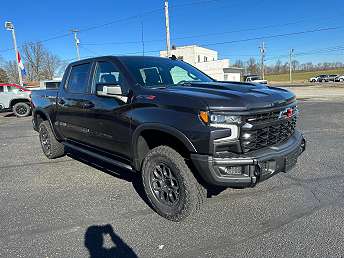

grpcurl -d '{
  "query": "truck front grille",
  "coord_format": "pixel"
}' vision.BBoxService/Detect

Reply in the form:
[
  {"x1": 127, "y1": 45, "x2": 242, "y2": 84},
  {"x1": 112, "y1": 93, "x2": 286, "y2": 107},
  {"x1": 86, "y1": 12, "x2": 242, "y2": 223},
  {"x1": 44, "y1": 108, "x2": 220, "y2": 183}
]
[{"x1": 241, "y1": 108, "x2": 297, "y2": 153}]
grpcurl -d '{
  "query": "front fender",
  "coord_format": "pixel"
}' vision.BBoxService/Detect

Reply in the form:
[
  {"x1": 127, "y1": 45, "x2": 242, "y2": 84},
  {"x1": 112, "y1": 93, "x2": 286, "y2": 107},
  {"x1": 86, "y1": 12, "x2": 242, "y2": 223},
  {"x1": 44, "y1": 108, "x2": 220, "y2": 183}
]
[{"x1": 131, "y1": 123, "x2": 197, "y2": 170}]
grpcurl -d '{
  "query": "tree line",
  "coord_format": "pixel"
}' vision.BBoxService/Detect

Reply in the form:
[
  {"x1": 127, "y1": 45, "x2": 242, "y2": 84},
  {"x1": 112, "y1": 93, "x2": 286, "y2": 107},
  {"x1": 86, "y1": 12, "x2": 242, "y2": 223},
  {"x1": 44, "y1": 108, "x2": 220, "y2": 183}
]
[
  {"x1": 233, "y1": 58, "x2": 344, "y2": 75},
  {"x1": 0, "y1": 42, "x2": 64, "y2": 84}
]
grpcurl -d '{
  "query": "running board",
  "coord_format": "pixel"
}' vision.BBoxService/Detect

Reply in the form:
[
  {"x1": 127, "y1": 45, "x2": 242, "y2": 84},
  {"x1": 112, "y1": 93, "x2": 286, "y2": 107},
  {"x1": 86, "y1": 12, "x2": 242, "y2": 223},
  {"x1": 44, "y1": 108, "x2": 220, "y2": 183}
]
[{"x1": 63, "y1": 142, "x2": 133, "y2": 171}]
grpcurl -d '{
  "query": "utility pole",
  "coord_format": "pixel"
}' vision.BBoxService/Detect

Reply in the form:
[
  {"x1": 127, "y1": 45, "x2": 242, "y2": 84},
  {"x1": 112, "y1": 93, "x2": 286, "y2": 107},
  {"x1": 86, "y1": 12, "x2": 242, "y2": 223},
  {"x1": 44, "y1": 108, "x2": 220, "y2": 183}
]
[
  {"x1": 164, "y1": 0, "x2": 171, "y2": 57},
  {"x1": 289, "y1": 48, "x2": 294, "y2": 83},
  {"x1": 5, "y1": 21, "x2": 23, "y2": 86},
  {"x1": 71, "y1": 29, "x2": 80, "y2": 60},
  {"x1": 259, "y1": 42, "x2": 266, "y2": 79}
]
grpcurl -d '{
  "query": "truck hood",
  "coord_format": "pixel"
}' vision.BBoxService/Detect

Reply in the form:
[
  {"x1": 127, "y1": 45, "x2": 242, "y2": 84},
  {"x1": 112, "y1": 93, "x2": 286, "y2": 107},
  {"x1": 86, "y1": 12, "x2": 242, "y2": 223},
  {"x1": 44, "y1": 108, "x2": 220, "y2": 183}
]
[{"x1": 162, "y1": 82, "x2": 296, "y2": 111}]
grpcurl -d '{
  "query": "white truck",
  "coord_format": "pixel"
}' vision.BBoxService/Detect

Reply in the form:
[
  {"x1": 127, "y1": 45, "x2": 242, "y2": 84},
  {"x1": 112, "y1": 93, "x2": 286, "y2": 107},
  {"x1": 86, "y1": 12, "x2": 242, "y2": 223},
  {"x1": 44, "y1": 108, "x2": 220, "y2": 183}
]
[
  {"x1": 0, "y1": 83, "x2": 32, "y2": 117},
  {"x1": 244, "y1": 75, "x2": 268, "y2": 84}
]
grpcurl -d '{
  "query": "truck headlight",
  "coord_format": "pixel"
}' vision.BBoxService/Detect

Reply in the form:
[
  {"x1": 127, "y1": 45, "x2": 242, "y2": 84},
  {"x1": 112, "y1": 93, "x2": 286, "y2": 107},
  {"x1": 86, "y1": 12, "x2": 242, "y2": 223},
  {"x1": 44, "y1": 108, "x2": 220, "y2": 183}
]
[{"x1": 199, "y1": 112, "x2": 241, "y2": 139}]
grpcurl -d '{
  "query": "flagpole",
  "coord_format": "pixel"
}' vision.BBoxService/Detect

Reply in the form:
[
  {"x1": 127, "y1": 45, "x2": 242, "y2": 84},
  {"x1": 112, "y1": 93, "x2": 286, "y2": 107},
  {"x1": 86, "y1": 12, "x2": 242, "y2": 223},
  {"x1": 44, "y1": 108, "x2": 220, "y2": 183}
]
[
  {"x1": 11, "y1": 28, "x2": 23, "y2": 86},
  {"x1": 5, "y1": 21, "x2": 23, "y2": 86}
]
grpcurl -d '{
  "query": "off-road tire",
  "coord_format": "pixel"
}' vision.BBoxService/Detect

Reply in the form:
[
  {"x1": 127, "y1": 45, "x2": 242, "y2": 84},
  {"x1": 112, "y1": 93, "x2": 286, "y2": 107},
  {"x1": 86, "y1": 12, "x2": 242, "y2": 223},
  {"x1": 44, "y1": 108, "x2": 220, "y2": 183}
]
[
  {"x1": 39, "y1": 121, "x2": 65, "y2": 159},
  {"x1": 13, "y1": 102, "x2": 31, "y2": 117},
  {"x1": 141, "y1": 145, "x2": 206, "y2": 222}
]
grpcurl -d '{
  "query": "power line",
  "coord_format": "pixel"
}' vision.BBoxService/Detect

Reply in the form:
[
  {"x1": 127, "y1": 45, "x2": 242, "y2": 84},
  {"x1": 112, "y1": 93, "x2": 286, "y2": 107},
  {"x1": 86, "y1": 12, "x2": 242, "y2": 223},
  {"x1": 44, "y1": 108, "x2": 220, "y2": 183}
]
[{"x1": 202, "y1": 26, "x2": 343, "y2": 47}]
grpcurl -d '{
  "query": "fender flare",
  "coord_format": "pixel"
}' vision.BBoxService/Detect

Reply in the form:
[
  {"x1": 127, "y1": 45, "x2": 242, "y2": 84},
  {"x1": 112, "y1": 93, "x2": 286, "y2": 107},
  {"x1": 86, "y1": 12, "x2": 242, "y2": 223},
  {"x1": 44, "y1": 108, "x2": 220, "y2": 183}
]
[
  {"x1": 131, "y1": 123, "x2": 197, "y2": 170},
  {"x1": 33, "y1": 108, "x2": 62, "y2": 140}
]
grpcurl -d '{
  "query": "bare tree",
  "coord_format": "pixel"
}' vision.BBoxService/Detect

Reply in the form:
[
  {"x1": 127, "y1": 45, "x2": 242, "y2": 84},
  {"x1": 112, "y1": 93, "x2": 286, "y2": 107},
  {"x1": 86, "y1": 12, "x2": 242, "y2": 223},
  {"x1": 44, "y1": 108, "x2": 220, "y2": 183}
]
[
  {"x1": 42, "y1": 52, "x2": 62, "y2": 80},
  {"x1": 233, "y1": 59, "x2": 244, "y2": 68},
  {"x1": 0, "y1": 68, "x2": 9, "y2": 83},
  {"x1": 22, "y1": 42, "x2": 62, "y2": 82},
  {"x1": 3, "y1": 60, "x2": 19, "y2": 84},
  {"x1": 247, "y1": 58, "x2": 259, "y2": 74}
]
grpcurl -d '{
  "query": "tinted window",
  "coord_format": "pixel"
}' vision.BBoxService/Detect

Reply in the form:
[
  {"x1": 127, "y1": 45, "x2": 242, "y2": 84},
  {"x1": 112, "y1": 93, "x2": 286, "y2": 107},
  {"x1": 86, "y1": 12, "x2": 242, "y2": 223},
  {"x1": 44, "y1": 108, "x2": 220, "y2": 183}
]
[
  {"x1": 94, "y1": 61, "x2": 128, "y2": 94},
  {"x1": 121, "y1": 58, "x2": 212, "y2": 88},
  {"x1": 67, "y1": 63, "x2": 91, "y2": 93},
  {"x1": 46, "y1": 82, "x2": 60, "y2": 89},
  {"x1": 7, "y1": 86, "x2": 21, "y2": 93}
]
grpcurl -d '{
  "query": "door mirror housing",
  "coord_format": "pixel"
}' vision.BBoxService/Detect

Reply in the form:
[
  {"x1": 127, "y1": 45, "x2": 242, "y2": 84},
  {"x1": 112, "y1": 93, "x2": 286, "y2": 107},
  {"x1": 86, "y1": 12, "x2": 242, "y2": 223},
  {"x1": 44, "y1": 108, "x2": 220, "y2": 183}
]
[{"x1": 96, "y1": 83, "x2": 122, "y2": 97}]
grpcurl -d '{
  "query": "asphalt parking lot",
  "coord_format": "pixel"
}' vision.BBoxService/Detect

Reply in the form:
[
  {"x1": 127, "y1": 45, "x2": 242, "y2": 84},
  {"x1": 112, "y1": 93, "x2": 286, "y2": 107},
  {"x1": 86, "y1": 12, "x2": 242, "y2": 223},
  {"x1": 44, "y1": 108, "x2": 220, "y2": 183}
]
[{"x1": 0, "y1": 99, "x2": 344, "y2": 258}]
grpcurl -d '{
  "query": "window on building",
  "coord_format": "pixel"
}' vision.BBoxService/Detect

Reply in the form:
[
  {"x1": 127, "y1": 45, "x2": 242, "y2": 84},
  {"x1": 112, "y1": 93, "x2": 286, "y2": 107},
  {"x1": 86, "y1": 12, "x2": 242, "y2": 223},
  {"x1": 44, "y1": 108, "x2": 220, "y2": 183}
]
[
  {"x1": 198, "y1": 55, "x2": 201, "y2": 63},
  {"x1": 204, "y1": 56, "x2": 208, "y2": 62},
  {"x1": 0, "y1": 86, "x2": 4, "y2": 93},
  {"x1": 224, "y1": 74, "x2": 228, "y2": 81},
  {"x1": 67, "y1": 63, "x2": 91, "y2": 93}
]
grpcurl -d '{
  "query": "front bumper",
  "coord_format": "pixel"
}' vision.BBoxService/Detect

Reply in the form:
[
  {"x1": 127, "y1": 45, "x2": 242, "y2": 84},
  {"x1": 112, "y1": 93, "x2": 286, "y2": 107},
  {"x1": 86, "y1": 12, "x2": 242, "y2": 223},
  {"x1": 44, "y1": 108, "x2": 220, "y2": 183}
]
[{"x1": 191, "y1": 130, "x2": 306, "y2": 188}]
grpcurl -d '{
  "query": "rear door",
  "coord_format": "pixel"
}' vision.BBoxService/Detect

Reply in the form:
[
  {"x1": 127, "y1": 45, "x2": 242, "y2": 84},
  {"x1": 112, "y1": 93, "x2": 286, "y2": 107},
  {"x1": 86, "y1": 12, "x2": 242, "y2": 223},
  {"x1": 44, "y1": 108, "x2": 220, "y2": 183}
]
[{"x1": 55, "y1": 62, "x2": 95, "y2": 144}]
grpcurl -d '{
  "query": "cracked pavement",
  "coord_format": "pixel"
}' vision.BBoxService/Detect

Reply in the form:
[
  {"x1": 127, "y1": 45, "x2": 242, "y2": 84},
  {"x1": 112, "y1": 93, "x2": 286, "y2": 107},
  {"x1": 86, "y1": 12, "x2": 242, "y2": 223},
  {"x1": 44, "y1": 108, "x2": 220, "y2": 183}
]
[{"x1": 0, "y1": 99, "x2": 343, "y2": 257}]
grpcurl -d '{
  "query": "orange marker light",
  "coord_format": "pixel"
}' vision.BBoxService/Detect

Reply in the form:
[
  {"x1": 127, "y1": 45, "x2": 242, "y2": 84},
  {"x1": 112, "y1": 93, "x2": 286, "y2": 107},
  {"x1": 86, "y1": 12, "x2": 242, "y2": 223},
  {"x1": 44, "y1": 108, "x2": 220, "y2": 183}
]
[{"x1": 199, "y1": 111, "x2": 209, "y2": 124}]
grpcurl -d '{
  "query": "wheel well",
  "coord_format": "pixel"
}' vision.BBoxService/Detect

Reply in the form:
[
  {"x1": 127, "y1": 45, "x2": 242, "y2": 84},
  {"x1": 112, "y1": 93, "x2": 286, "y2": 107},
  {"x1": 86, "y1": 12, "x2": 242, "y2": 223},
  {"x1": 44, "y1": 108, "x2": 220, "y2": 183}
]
[
  {"x1": 10, "y1": 99, "x2": 30, "y2": 108},
  {"x1": 136, "y1": 129, "x2": 191, "y2": 170},
  {"x1": 34, "y1": 111, "x2": 48, "y2": 127}
]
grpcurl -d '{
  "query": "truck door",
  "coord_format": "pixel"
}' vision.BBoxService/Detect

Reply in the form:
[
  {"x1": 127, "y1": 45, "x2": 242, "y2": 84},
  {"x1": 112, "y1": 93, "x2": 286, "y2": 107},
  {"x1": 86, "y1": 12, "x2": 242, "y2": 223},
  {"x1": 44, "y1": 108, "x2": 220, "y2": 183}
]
[
  {"x1": 83, "y1": 60, "x2": 132, "y2": 160},
  {"x1": 55, "y1": 62, "x2": 95, "y2": 144}
]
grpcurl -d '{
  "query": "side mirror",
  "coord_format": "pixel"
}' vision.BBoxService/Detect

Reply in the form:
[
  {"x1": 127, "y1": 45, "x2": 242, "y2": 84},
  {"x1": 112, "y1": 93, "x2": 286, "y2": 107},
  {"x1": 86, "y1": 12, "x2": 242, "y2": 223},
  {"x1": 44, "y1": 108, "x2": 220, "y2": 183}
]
[{"x1": 96, "y1": 84, "x2": 122, "y2": 97}]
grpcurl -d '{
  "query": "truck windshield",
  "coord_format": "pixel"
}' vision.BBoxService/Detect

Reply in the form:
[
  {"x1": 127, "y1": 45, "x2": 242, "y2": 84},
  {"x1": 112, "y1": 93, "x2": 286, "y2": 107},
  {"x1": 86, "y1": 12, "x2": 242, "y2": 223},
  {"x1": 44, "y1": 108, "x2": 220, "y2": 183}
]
[{"x1": 120, "y1": 57, "x2": 214, "y2": 88}]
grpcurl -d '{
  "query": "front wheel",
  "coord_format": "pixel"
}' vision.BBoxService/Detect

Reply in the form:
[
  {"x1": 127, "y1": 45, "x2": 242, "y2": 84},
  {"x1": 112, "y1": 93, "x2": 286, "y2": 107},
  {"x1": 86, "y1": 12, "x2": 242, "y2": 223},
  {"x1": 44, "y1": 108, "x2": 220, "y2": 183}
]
[
  {"x1": 141, "y1": 146, "x2": 205, "y2": 221},
  {"x1": 39, "y1": 121, "x2": 65, "y2": 159},
  {"x1": 13, "y1": 102, "x2": 31, "y2": 117}
]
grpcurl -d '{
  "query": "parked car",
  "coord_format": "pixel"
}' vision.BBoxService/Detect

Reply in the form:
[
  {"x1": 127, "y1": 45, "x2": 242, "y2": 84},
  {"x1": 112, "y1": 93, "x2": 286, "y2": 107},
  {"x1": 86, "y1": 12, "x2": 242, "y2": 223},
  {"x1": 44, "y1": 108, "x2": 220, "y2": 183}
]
[
  {"x1": 244, "y1": 75, "x2": 268, "y2": 84},
  {"x1": 0, "y1": 83, "x2": 32, "y2": 117},
  {"x1": 327, "y1": 74, "x2": 338, "y2": 82},
  {"x1": 31, "y1": 56, "x2": 306, "y2": 221},
  {"x1": 309, "y1": 76, "x2": 319, "y2": 82},
  {"x1": 310, "y1": 74, "x2": 338, "y2": 83},
  {"x1": 335, "y1": 75, "x2": 344, "y2": 82}
]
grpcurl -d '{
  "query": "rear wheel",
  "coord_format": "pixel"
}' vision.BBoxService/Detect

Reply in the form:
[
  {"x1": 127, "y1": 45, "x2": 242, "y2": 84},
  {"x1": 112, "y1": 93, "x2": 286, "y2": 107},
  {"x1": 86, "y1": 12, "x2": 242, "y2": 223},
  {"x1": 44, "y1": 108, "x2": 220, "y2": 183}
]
[
  {"x1": 13, "y1": 102, "x2": 31, "y2": 117},
  {"x1": 141, "y1": 145, "x2": 205, "y2": 221},
  {"x1": 39, "y1": 121, "x2": 65, "y2": 159}
]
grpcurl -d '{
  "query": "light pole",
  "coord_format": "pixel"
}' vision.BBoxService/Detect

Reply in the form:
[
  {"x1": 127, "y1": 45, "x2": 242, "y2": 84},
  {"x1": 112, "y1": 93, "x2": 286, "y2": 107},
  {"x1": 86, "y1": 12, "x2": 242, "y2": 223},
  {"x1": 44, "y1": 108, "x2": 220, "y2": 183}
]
[{"x1": 5, "y1": 21, "x2": 23, "y2": 86}]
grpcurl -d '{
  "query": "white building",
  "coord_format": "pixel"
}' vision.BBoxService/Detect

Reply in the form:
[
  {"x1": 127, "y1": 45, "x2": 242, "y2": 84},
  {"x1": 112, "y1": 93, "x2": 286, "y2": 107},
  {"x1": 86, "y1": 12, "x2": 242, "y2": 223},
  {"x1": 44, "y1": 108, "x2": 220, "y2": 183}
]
[{"x1": 160, "y1": 45, "x2": 243, "y2": 81}]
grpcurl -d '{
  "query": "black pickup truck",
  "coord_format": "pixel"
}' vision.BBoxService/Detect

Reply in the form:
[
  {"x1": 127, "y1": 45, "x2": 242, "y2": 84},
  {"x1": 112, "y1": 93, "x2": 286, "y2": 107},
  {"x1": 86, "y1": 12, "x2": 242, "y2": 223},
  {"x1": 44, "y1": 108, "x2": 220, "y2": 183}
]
[{"x1": 31, "y1": 56, "x2": 306, "y2": 221}]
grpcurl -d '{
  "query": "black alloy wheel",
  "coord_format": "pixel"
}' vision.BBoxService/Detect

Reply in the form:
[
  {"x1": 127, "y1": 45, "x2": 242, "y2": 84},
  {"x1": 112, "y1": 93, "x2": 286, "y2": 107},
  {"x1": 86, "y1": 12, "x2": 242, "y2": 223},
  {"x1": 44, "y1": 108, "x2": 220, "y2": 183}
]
[{"x1": 149, "y1": 163, "x2": 180, "y2": 207}]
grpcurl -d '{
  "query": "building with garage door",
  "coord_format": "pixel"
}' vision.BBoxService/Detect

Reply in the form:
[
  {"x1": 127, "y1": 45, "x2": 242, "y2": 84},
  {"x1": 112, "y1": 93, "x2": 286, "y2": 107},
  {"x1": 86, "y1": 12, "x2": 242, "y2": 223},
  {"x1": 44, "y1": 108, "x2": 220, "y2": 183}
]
[{"x1": 160, "y1": 45, "x2": 243, "y2": 81}]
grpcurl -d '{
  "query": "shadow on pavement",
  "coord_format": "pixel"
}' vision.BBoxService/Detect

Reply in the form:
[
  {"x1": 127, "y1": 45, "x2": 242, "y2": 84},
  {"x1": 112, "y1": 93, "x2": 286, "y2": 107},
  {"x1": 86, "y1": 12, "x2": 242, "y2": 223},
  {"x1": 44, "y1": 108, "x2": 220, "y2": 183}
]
[
  {"x1": 84, "y1": 224, "x2": 138, "y2": 258},
  {"x1": 66, "y1": 150, "x2": 153, "y2": 211}
]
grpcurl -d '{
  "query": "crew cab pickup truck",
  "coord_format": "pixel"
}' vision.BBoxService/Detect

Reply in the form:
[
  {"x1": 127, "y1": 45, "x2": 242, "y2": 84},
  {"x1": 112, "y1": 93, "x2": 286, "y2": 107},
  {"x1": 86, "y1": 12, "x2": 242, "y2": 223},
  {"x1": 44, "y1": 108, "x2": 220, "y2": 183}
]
[{"x1": 31, "y1": 56, "x2": 306, "y2": 221}]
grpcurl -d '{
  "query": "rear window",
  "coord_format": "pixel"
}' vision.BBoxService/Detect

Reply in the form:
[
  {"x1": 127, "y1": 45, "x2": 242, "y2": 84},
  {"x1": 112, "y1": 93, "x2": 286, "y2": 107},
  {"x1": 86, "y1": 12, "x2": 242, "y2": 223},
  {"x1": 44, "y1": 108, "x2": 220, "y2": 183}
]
[{"x1": 67, "y1": 63, "x2": 91, "y2": 93}]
